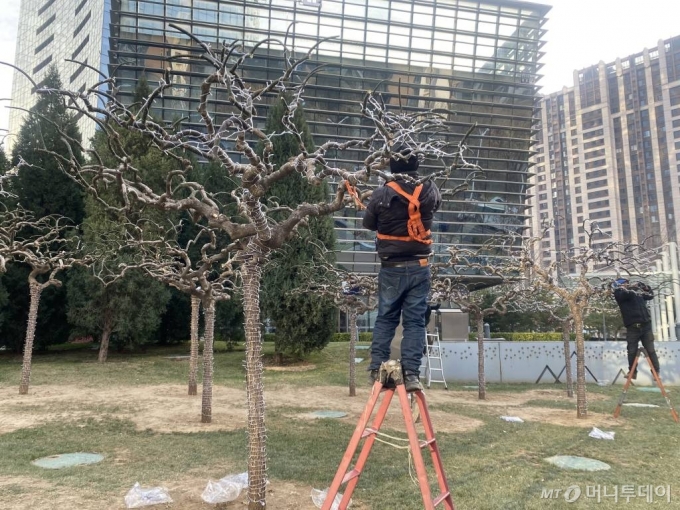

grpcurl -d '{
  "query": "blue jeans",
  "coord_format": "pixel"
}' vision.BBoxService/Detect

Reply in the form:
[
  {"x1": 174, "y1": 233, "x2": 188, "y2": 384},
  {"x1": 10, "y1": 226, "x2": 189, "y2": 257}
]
[{"x1": 370, "y1": 265, "x2": 430, "y2": 373}]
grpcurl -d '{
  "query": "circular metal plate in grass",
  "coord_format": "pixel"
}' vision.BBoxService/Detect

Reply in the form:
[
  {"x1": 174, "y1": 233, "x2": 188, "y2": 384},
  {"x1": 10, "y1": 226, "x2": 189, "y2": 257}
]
[
  {"x1": 636, "y1": 387, "x2": 663, "y2": 393},
  {"x1": 311, "y1": 411, "x2": 348, "y2": 419},
  {"x1": 545, "y1": 455, "x2": 610, "y2": 471},
  {"x1": 32, "y1": 453, "x2": 104, "y2": 469},
  {"x1": 623, "y1": 403, "x2": 660, "y2": 407}
]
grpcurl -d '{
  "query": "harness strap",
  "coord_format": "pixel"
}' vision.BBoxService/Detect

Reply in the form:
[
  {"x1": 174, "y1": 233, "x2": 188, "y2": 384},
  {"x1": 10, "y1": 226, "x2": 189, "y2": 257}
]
[
  {"x1": 344, "y1": 180, "x2": 366, "y2": 210},
  {"x1": 376, "y1": 181, "x2": 432, "y2": 245}
]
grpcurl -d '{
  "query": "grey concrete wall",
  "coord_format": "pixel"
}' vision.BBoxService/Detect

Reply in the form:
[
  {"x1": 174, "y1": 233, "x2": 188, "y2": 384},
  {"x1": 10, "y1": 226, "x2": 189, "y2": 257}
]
[{"x1": 436, "y1": 341, "x2": 680, "y2": 386}]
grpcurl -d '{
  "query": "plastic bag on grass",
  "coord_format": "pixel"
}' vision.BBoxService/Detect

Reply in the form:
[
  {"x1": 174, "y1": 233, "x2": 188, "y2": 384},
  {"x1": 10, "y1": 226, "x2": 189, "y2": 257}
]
[
  {"x1": 589, "y1": 427, "x2": 615, "y2": 440},
  {"x1": 124, "y1": 483, "x2": 173, "y2": 508},
  {"x1": 311, "y1": 488, "x2": 351, "y2": 509},
  {"x1": 500, "y1": 416, "x2": 524, "y2": 423},
  {"x1": 201, "y1": 472, "x2": 248, "y2": 504}
]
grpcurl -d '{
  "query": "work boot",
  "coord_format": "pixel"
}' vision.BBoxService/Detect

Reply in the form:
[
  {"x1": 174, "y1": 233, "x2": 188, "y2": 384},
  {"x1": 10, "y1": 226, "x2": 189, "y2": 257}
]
[
  {"x1": 369, "y1": 369, "x2": 394, "y2": 388},
  {"x1": 626, "y1": 370, "x2": 638, "y2": 380},
  {"x1": 403, "y1": 369, "x2": 423, "y2": 392}
]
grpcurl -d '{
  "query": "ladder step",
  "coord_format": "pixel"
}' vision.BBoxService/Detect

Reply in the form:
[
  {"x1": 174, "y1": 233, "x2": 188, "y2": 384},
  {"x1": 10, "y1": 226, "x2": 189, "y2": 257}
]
[
  {"x1": 341, "y1": 468, "x2": 361, "y2": 484},
  {"x1": 433, "y1": 491, "x2": 451, "y2": 506},
  {"x1": 420, "y1": 438, "x2": 436, "y2": 449}
]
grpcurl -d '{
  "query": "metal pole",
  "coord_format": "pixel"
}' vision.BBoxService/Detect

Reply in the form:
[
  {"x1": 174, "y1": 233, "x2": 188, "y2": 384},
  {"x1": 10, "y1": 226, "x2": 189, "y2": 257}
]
[
  {"x1": 663, "y1": 248, "x2": 677, "y2": 341},
  {"x1": 651, "y1": 293, "x2": 660, "y2": 340},
  {"x1": 669, "y1": 241, "x2": 680, "y2": 341},
  {"x1": 654, "y1": 260, "x2": 664, "y2": 340}
]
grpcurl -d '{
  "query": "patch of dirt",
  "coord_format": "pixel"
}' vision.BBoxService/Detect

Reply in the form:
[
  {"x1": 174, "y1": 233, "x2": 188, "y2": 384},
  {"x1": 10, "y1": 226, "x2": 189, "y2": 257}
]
[
  {"x1": 264, "y1": 363, "x2": 317, "y2": 372},
  {"x1": 0, "y1": 475, "x2": 98, "y2": 510},
  {"x1": 431, "y1": 388, "x2": 608, "y2": 407},
  {"x1": 0, "y1": 384, "x2": 615, "y2": 437},
  {"x1": 510, "y1": 407, "x2": 621, "y2": 428}
]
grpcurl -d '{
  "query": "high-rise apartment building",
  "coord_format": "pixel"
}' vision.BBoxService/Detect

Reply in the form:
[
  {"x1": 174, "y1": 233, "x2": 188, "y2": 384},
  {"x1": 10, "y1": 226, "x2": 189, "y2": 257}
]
[
  {"x1": 529, "y1": 35, "x2": 680, "y2": 266},
  {"x1": 10, "y1": 0, "x2": 549, "y2": 275}
]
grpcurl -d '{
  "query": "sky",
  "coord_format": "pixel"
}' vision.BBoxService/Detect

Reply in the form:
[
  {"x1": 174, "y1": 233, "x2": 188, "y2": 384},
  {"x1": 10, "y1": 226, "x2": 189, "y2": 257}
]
[{"x1": 1, "y1": 0, "x2": 680, "y2": 140}]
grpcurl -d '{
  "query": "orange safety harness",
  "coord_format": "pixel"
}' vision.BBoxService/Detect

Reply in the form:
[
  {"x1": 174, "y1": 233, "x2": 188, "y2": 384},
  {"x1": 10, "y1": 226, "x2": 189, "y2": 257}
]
[{"x1": 376, "y1": 181, "x2": 432, "y2": 245}]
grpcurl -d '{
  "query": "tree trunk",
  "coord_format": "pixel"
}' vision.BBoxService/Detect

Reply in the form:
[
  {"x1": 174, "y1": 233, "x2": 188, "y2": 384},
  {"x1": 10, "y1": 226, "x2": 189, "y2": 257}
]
[
  {"x1": 242, "y1": 253, "x2": 268, "y2": 510},
  {"x1": 201, "y1": 300, "x2": 215, "y2": 423},
  {"x1": 274, "y1": 348, "x2": 284, "y2": 366},
  {"x1": 562, "y1": 319, "x2": 574, "y2": 398},
  {"x1": 189, "y1": 295, "x2": 201, "y2": 396},
  {"x1": 348, "y1": 309, "x2": 358, "y2": 397},
  {"x1": 19, "y1": 282, "x2": 42, "y2": 395},
  {"x1": 98, "y1": 318, "x2": 112, "y2": 363},
  {"x1": 572, "y1": 308, "x2": 588, "y2": 417},
  {"x1": 477, "y1": 316, "x2": 486, "y2": 400}
]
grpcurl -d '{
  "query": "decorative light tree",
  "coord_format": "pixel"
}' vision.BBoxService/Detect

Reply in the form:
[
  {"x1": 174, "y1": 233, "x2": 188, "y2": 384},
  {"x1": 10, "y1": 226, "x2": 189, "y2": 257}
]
[{"x1": 0, "y1": 206, "x2": 88, "y2": 394}]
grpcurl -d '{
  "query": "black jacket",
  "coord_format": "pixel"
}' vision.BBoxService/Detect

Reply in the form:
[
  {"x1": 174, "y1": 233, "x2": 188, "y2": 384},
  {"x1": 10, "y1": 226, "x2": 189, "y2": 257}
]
[
  {"x1": 362, "y1": 179, "x2": 441, "y2": 261},
  {"x1": 614, "y1": 283, "x2": 654, "y2": 327}
]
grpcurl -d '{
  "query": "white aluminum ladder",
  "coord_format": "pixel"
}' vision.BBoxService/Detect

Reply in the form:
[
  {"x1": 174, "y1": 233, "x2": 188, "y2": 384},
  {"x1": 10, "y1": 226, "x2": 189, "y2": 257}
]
[{"x1": 421, "y1": 328, "x2": 448, "y2": 389}]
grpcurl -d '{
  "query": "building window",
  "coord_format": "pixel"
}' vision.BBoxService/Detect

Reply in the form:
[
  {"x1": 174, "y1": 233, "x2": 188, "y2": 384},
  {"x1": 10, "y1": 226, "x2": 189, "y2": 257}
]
[
  {"x1": 36, "y1": 13, "x2": 55, "y2": 34},
  {"x1": 38, "y1": 0, "x2": 57, "y2": 16},
  {"x1": 34, "y1": 34, "x2": 54, "y2": 54},
  {"x1": 75, "y1": 0, "x2": 87, "y2": 15},
  {"x1": 33, "y1": 55, "x2": 52, "y2": 74},
  {"x1": 73, "y1": 11, "x2": 91, "y2": 37}
]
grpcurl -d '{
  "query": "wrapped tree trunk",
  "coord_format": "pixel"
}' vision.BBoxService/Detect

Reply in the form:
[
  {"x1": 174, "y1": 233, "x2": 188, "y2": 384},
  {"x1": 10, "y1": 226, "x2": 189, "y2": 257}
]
[
  {"x1": 562, "y1": 318, "x2": 574, "y2": 398},
  {"x1": 19, "y1": 281, "x2": 43, "y2": 395},
  {"x1": 98, "y1": 317, "x2": 112, "y2": 363},
  {"x1": 476, "y1": 315, "x2": 486, "y2": 400},
  {"x1": 242, "y1": 251, "x2": 268, "y2": 510},
  {"x1": 189, "y1": 295, "x2": 201, "y2": 396},
  {"x1": 348, "y1": 309, "x2": 358, "y2": 397},
  {"x1": 572, "y1": 307, "x2": 587, "y2": 417},
  {"x1": 201, "y1": 299, "x2": 215, "y2": 423}
]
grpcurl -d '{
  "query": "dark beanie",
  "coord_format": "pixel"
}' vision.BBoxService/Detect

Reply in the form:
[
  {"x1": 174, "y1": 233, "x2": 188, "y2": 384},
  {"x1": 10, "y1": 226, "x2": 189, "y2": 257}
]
[{"x1": 390, "y1": 148, "x2": 419, "y2": 174}]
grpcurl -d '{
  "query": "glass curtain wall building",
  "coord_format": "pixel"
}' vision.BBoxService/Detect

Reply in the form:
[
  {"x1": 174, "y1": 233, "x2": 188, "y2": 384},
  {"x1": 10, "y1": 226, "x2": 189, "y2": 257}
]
[
  {"x1": 108, "y1": 0, "x2": 549, "y2": 273},
  {"x1": 10, "y1": 0, "x2": 550, "y2": 275}
]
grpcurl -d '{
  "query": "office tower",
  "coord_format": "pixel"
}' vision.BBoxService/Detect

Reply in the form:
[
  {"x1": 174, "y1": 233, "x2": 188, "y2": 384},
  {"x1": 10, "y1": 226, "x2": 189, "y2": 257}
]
[
  {"x1": 7, "y1": 0, "x2": 109, "y2": 150},
  {"x1": 529, "y1": 35, "x2": 680, "y2": 266},
  {"x1": 10, "y1": 0, "x2": 549, "y2": 275}
]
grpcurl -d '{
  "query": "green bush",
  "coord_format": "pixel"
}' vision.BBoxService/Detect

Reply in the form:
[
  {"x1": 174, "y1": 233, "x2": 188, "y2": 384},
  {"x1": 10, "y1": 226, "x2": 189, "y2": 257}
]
[
  {"x1": 264, "y1": 332, "x2": 372, "y2": 344},
  {"x1": 330, "y1": 332, "x2": 372, "y2": 343}
]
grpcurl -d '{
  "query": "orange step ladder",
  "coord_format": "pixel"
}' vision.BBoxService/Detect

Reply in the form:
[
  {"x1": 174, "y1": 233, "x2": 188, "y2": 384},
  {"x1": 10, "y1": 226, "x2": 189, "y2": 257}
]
[
  {"x1": 613, "y1": 347, "x2": 679, "y2": 423},
  {"x1": 322, "y1": 360, "x2": 455, "y2": 510}
]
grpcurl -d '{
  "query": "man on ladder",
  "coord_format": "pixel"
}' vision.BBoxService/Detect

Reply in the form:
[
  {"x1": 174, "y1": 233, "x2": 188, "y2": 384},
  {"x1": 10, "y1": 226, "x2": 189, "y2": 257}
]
[
  {"x1": 612, "y1": 278, "x2": 660, "y2": 379},
  {"x1": 362, "y1": 147, "x2": 442, "y2": 391}
]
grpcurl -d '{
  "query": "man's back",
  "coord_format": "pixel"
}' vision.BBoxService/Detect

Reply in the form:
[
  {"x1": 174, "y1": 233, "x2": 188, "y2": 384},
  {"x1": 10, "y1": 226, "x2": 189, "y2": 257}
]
[{"x1": 363, "y1": 179, "x2": 441, "y2": 261}]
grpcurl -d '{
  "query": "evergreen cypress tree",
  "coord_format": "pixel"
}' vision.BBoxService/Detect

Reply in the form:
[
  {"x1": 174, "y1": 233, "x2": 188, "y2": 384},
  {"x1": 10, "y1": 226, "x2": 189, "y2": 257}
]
[
  {"x1": 11, "y1": 66, "x2": 85, "y2": 223},
  {"x1": 1, "y1": 67, "x2": 84, "y2": 352},
  {"x1": 0, "y1": 146, "x2": 9, "y2": 174},
  {"x1": 260, "y1": 97, "x2": 336, "y2": 361},
  {"x1": 65, "y1": 78, "x2": 173, "y2": 359},
  {"x1": 66, "y1": 196, "x2": 171, "y2": 360}
]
